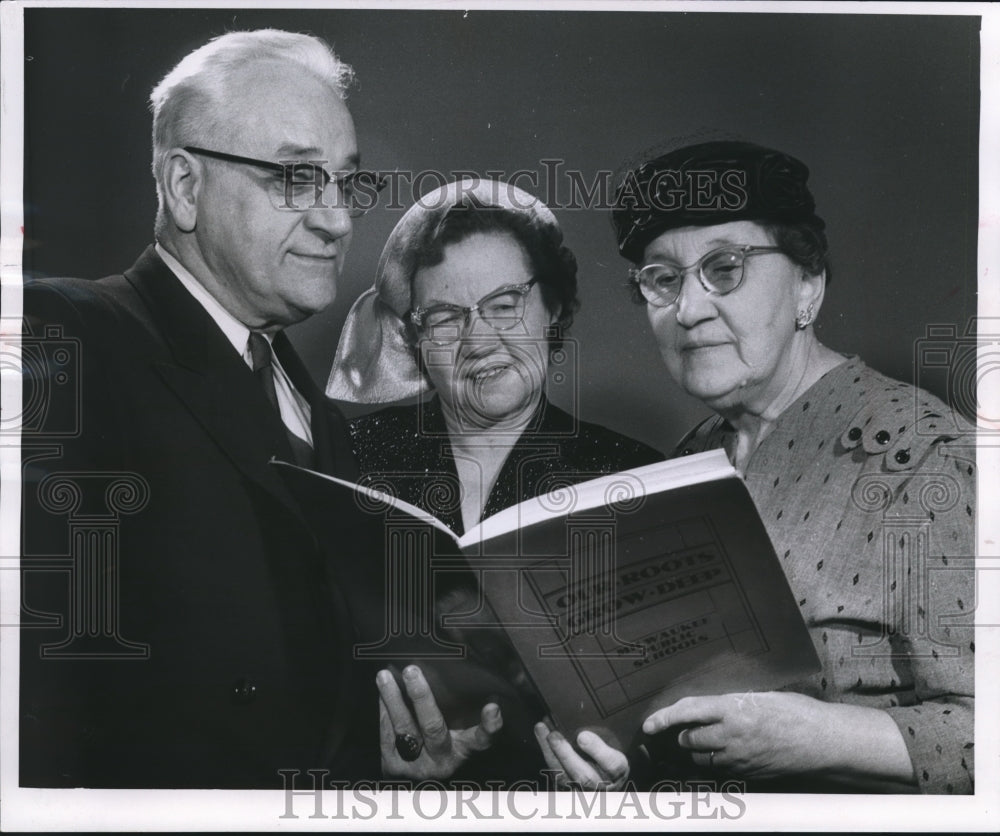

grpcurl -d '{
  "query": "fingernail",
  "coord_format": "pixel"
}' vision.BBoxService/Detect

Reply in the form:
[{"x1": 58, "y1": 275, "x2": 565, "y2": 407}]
[
  {"x1": 578, "y1": 731, "x2": 595, "y2": 746},
  {"x1": 403, "y1": 665, "x2": 419, "y2": 680},
  {"x1": 376, "y1": 670, "x2": 391, "y2": 685},
  {"x1": 642, "y1": 720, "x2": 655, "y2": 734}
]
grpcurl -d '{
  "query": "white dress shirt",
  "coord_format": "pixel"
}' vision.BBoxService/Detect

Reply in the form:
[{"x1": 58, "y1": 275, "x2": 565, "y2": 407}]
[{"x1": 154, "y1": 243, "x2": 313, "y2": 445}]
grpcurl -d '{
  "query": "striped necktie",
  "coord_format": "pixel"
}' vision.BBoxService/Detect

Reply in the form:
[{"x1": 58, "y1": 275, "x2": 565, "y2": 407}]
[{"x1": 247, "y1": 331, "x2": 315, "y2": 469}]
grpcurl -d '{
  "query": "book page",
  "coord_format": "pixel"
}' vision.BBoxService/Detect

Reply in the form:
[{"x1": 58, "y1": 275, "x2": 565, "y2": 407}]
[
  {"x1": 273, "y1": 462, "x2": 461, "y2": 543},
  {"x1": 458, "y1": 448, "x2": 735, "y2": 549}
]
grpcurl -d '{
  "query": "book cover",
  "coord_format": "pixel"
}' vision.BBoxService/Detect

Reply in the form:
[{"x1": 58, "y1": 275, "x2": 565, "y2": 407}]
[{"x1": 274, "y1": 452, "x2": 820, "y2": 749}]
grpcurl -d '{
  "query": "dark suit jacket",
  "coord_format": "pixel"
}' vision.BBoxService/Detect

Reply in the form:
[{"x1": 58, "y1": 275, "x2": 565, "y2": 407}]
[{"x1": 20, "y1": 247, "x2": 378, "y2": 788}]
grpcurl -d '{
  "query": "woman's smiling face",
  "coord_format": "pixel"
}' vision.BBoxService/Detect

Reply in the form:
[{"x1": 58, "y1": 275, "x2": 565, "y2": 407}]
[{"x1": 412, "y1": 231, "x2": 557, "y2": 430}]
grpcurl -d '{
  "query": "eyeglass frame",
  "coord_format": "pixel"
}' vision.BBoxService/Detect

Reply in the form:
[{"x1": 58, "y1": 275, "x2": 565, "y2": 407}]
[
  {"x1": 409, "y1": 279, "x2": 540, "y2": 346},
  {"x1": 628, "y1": 244, "x2": 785, "y2": 307},
  {"x1": 182, "y1": 146, "x2": 387, "y2": 217}
]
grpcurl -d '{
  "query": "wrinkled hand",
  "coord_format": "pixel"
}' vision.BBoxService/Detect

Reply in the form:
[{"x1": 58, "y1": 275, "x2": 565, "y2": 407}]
[
  {"x1": 643, "y1": 691, "x2": 851, "y2": 781},
  {"x1": 534, "y1": 721, "x2": 630, "y2": 790},
  {"x1": 378, "y1": 665, "x2": 503, "y2": 780}
]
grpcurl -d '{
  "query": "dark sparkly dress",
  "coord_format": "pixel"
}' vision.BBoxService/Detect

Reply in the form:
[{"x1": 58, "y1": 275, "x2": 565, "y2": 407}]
[
  {"x1": 348, "y1": 396, "x2": 663, "y2": 785},
  {"x1": 349, "y1": 396, "x2": 663, "y2": 535}
]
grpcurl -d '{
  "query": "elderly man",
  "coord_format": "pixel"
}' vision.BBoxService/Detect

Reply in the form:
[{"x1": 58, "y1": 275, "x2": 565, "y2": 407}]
[{"x1": 20, "y1": 29, "x2": 378, "y2": 788}]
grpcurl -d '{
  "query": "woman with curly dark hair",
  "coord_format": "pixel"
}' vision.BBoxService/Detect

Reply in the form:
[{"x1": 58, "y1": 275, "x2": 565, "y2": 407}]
[{"x1": 329, "y1": 177, "x2": 660, "y2": 534}]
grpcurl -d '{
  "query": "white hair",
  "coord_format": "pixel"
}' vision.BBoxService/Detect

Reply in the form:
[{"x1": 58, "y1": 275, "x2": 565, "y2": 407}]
[{"x1": 149, "y1": 29, "x2": 355, "y2": 233}]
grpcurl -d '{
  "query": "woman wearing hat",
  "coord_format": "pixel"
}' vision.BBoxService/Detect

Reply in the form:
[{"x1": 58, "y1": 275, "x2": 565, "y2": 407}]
[
  {"x1": 328, "y1": 178, "x2": 661, "y2": 782},
  {"x1": 567, "y1": 138, "x2": 975, "y2": 793}
]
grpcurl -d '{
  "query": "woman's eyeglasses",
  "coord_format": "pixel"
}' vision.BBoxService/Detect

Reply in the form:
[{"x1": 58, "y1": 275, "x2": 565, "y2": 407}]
[
  {"x1": 410, "y1": 279, "x2": 538, "y2": 346},
  {"x1": 628, "y1": 245, "x2": 784, "y2": 307}
]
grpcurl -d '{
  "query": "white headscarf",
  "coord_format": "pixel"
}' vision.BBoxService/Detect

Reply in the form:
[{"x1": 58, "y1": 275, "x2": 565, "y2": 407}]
[{"x1": 326, "y1": 177, "x2": 561, "y2": 403}]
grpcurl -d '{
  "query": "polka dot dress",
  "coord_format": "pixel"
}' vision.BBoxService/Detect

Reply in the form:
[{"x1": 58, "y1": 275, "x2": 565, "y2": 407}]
[{"x1": 675, "y1": 358, "x2": 976, "y2": 793}]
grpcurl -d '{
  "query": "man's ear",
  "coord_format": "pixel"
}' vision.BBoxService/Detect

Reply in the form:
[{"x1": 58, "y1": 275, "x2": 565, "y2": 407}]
[{"x1": 161, "y1": 149, "x2": 201, "y2": 233}]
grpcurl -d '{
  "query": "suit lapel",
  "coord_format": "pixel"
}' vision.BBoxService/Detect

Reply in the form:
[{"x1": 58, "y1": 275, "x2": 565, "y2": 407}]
[{"x1": 122, "y1": 247, "x2": 302, "y2": 517}]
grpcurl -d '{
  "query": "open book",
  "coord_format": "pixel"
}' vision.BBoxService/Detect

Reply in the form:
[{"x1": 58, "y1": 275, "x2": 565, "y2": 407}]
[{"x1": 275, "y1": 450, "x2": 820, "y2": 749}]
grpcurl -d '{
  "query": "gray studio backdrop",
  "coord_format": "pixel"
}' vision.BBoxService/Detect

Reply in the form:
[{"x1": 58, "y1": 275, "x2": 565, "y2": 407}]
[{"x1": 22, "y1": 8, "x2": 980, "y2": 452}]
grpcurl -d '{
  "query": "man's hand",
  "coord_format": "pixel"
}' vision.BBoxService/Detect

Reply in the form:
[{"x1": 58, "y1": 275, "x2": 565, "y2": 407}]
[
  {"x1": 534, "y1": 721, "x2": 629, "y2": 790},
  {"x1": 378, "y1": 665, "x2": 503, "y2": 780}
]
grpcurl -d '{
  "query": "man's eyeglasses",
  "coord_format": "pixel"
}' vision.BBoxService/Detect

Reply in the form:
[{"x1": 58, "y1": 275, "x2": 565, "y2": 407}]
[
  {"x1": 628, "y1": 245, "x2": 784, "y2": 307},
  {"x1": 184, "y1": 146, "x2": 387, "y2": 217},
  {"x1": 409, "y1": 279, "x2": 538, "y2": 346}
]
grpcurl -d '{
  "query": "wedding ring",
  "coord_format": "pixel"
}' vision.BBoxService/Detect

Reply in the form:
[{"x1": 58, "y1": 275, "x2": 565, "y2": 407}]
[{"x1": 395, "y1": 732, "x2": 423, "y2": 762}]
